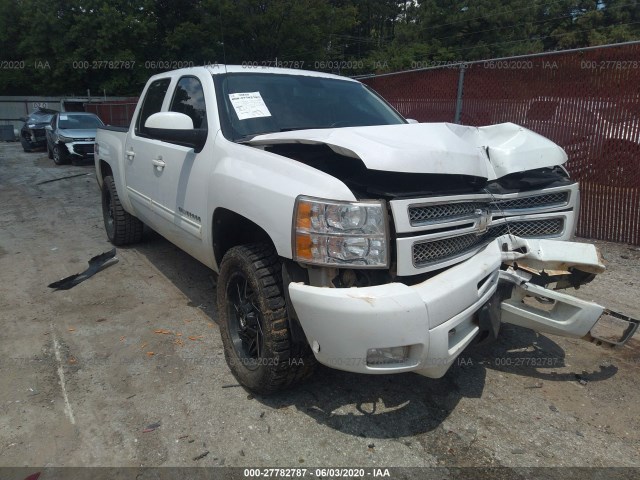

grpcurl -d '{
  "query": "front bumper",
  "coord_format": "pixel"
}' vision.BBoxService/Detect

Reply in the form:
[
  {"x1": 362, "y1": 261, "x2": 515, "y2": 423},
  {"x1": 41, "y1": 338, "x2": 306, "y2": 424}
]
[
  {"x1": 290, "y1": 240, "x2": 502, "y2": 378},
  {"x1": 288, "y1": 236, "x2": 606, "y2": 378},
  {"x1": 66, "y1": 141, "x2": 95, "y2": 159},
  {"x1": 21, "y1": 130, "x2": 46, "y2": 149}
]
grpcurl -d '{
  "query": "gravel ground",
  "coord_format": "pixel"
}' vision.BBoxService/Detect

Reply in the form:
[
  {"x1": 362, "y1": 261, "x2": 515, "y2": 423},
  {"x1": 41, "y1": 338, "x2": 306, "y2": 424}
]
[{"x1": 0, "y1": 142, "x2": 638, "y2": 475}]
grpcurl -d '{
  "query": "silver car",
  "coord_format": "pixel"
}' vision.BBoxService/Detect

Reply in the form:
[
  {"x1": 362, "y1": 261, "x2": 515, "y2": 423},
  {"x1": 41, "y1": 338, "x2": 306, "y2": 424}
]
[{"x1": 45, "y1": 112, "x2": 104, "y2": 165}]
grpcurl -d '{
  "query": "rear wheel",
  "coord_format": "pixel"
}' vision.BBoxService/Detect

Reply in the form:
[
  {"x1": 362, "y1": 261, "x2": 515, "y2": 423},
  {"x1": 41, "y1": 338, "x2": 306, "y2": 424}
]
[
  {"x1": 52, "y1": 144, "x2": 69, "y2": 165},
  {"x1": 218, "y1": 243, "x2": 316, "y2": 394},
  {"x1": 101, "y1": 175, "x2": 143, "y2": 245}
]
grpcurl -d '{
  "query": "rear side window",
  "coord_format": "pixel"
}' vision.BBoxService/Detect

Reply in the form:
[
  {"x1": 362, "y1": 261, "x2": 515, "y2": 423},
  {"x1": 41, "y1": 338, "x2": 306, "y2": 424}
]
[
  {"x1": 136, "y1": 78, "x2": 171, "y2": 135},
  {"x1": 170, "y1": 76, "x2": 207, "y2": 129}
]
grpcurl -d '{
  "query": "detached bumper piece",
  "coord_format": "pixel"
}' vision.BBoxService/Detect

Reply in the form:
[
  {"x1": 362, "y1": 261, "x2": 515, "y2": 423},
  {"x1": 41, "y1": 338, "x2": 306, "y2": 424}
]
[
  {"x1": 48, "y1": 248, "x2": 117, "y2": 290},
  {"x1": 500, "y1": 280, "x2": 604, "y2": 338},
  {"x1": 585, "y1": 309, "x2": 640, "y2": 347}
]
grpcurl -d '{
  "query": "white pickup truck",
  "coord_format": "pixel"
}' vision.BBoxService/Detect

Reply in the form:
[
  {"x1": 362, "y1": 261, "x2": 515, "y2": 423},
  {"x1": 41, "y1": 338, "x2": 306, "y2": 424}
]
[{"x1": 95, "y1": 65, "x2": 634, "y2": 394}]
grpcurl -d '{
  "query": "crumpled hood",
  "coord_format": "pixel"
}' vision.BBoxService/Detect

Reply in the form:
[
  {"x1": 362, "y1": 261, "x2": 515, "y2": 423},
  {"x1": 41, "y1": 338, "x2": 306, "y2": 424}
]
[{"x1": 249, "y1": 122, "x2": 568, "y2": 180}]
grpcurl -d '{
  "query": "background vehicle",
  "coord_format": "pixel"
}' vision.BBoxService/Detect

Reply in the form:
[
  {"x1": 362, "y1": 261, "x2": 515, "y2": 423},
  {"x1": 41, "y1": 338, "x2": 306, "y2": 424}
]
[
  {"x1": 523, "y1": 98, "x2": 640, "y2": 185},
  {"x1": 94, "y1": 66, "x2": 630, "y2": 395},
  {"x1": 45, "y1": 112, "x2": 104, "y2": 165},
  {"x1": 19, "y1": 108, "x2": 57, "y2": 152}
]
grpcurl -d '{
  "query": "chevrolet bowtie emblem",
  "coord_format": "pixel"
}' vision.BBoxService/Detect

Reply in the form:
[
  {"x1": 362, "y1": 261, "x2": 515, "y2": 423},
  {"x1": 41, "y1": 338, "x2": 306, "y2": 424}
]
[{"x1": 475, "y1": 208, "x2": 491, "y2": 234}]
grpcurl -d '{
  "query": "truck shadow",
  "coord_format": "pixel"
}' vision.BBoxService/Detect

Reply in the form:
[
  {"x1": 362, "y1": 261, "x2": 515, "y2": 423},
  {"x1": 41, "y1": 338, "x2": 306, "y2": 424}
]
[
  {"x1": 131, "y1": 229, "x2": 218, "y2": 317},
  {"x1": 469, "y1": 324, "x2": 619, "y2": 383},
  {"x1": 254, "y1": 326, "x2": 617, "y2": 438},
  {"x1": 255, "y1": 366, "x2": 481, "y2": 438},
  {"x1": 132, "y1": 231, "x2": 618, "y2": 439}
]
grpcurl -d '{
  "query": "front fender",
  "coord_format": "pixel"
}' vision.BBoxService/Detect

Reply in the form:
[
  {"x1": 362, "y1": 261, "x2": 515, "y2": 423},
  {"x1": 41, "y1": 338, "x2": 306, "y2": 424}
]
[{"x1": 209, "y1": 138, "x2": 357, "y2": 259}]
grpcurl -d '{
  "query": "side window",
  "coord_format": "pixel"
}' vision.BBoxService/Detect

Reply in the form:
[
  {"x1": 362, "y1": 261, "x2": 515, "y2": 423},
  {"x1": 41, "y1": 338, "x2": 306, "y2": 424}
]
[
  {"x1": 169, "y1": 76, "x2": 207, "y2": 129},
  {"x1": 136, "y1": 78, "x2": 171, "y2": 135}
]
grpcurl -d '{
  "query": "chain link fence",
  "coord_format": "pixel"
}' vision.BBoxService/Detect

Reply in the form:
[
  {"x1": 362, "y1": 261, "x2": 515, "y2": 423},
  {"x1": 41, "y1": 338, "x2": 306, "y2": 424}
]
[
  {"x1": 363, "y1": 41, "x2": 640, "y2": 245},
  {"x1": 84, "y1": 100, "x2": 138, "y2": 128}
]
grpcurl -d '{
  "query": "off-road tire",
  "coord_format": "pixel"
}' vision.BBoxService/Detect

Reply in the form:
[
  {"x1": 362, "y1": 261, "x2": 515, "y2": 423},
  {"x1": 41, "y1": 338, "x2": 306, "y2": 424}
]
[
  {"x1": 52, "y1": 144, "x2": 69, "y2": 165},
  {"x1": 101, "y1": 175, "x2": 143, "y2": 245},
  {"x1": 218, "y1": 243, "x2": 316, "y2": 395}
]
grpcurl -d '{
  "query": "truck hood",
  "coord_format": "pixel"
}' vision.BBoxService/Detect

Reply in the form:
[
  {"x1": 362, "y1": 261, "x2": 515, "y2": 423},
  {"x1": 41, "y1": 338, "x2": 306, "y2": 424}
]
[
  {"x1": 249, "y1": 122, "x2": 568, "y2": 180},
  {"x1": 59, "y1": 128, "x2": 98, "y2": 140}
]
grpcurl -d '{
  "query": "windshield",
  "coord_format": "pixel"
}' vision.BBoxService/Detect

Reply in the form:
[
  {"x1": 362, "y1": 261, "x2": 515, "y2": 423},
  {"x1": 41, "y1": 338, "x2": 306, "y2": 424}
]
[
  {"x1": 28, "y1": 112, "x2": 54, "y2": 124},
  {"x1": 59, "y1": 114, "x2": 104, "y2": 130},
  {"x1": 214, "y1": 73, "x2": 405, "y2": 141}
]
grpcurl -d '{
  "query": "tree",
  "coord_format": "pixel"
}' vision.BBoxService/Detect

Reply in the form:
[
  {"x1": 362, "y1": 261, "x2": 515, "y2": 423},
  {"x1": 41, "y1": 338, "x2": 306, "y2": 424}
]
[{"x1": 0, "y1": 0, "x2": 638, "y2": 92}]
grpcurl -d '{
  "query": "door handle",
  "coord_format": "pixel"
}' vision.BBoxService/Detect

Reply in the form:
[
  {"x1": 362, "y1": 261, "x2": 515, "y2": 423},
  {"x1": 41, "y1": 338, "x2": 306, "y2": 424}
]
[
  {"x1": 125, "y1": 149, "x2": 135, "y2": 160},
  {"x1": 152, "y1": 157, "x2": 166, "y2": 170}
]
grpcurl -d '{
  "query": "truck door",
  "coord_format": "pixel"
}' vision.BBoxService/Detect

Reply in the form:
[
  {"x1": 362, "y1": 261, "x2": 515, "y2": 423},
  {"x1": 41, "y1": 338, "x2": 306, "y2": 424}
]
[
  {"x1": 146, "y1": 75, "x2": 212, "y2": 262},
  {"x1": 124, "y1": 78, "x2": 172, "y2": 225}
]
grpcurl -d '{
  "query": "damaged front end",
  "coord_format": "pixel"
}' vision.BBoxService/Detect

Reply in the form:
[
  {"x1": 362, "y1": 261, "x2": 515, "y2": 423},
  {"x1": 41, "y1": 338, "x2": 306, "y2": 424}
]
[
  {"x1": 494, "y1": 236, "x2": 638, "y2": 348},
  {"x1": 20, "y1": 108, "x2": 56, "y2": 152},
  {"x1": 255, "y1": 122, "x2": 636, "y2": 377},
  {"x1": 288, "y1": 235, "x2": 637, "y2": 379}
]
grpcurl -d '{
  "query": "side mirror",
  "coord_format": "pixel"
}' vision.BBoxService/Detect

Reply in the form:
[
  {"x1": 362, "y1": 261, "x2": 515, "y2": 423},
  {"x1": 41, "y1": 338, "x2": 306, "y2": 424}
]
[
  {"x1": 144, "y1": 112, "x2": 207, "y2": 153},
  {"x1": 406, "y1": 118, "x2": 419, "y2": 124}
]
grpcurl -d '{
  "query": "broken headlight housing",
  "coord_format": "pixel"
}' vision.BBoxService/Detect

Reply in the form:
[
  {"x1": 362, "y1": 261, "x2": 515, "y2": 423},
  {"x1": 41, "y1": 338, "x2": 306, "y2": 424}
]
[{"x1": 293, "y1": 196, "x2": 389, "y2": 267}]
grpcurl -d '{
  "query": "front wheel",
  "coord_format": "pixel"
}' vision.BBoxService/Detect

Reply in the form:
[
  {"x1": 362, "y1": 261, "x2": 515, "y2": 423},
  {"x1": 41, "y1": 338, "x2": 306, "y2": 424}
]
[
  {"x1": 101, "y1": 175, "x2": 143, "y2": 245},
  {"x1": 52, "y1": 144, "x2": 69, "y2": 165},
  {"x1": 217, "y1": 244, "x2": 316, "y2": 394}
]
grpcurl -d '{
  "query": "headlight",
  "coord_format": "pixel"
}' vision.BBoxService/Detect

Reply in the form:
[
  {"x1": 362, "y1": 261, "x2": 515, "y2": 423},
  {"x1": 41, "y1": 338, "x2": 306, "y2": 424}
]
[
  {"x1": 293, "y1": 196, "x2": 389, "y2": 267},
  {"x1": 58, "y1": 135, "x2": 74, "y2": 143}
]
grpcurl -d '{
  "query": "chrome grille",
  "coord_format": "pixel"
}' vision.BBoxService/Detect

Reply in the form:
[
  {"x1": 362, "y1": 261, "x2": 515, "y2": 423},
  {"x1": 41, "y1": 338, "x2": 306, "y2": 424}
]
[
  {"x1": 490, "y1": 192, "x2": 569, "y2": 212},
  {"x1": 413, "y1": 233, "x2": 482, "y2": 265},
  {"x1": 491, "y1": 218, "x2": 564, "y2": 237},
  {"x1": 409, "y1": 202, "x2": 486, "y2": 225},
  {"x1": 73, "y1": 143, "x2": 94, "y2": 155},
  {"x1": 408, "y1": 192, "x2": 569, "y2": 227},
  {"x1": 412, "y1": 218, "x2": 564, "y2": 266}
]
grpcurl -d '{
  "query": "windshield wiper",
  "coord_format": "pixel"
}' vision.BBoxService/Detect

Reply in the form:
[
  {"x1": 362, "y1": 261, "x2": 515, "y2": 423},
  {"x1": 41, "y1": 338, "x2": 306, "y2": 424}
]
[
  {"x1": 235, "y1": 126, "x2": 330, "y2": 143},
  {"x1": 279, "y1": 126, "x2": 333, "y2": 132},
  {"x1": 234, "y1": 130, "x2": 277, "y2": 143}
]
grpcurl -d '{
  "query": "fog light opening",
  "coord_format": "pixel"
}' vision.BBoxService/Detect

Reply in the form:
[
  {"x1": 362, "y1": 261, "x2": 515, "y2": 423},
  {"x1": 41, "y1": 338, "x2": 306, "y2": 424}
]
[{"x1": 366, "y1": 346, "x2": 409, "y2": 366}]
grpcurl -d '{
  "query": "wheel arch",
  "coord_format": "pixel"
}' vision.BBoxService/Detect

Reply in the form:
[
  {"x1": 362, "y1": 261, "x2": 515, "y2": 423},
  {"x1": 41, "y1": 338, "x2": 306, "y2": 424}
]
[
  {"x1": 98, "y1": 159, "x2": 113, "y2": 186},
  {"x1": 212, "y1": 208, "x2": 274, "y2": 268}
]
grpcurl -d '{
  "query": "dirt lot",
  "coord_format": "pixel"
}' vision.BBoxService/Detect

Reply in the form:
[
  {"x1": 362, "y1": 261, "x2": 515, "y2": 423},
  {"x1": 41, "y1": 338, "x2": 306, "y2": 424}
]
[{"x1": 1, "y1": 142, "x2": 639, "y2": 473}]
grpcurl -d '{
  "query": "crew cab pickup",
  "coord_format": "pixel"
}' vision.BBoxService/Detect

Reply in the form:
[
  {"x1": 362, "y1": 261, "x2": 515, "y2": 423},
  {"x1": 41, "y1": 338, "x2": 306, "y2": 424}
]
[{"x1": 95, "y1": 66, "x2": 636, "y2": 394}]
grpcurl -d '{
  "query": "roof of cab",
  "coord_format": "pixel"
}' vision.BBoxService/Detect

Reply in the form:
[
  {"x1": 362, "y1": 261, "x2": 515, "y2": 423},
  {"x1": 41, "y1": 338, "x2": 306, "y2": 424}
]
[{"x1": 148, "y1": 65, "x2": 359, "y2": 83}]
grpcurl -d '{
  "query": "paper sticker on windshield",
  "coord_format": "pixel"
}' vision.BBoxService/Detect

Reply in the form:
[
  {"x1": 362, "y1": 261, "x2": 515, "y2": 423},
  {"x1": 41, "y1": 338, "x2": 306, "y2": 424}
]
[
  {"x1": 60, "y1": 115, "x2": 68, "y2": 120},
  {"x1": 228, "y1": 92, "x2": 271, "y2": 120}
]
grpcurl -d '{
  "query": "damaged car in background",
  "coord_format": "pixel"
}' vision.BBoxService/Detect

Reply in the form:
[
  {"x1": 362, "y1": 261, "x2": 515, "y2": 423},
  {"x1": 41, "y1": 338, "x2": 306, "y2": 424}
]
[
  {"x1": 45, "y1": 112, "x2": 104, "y2": 165},
  {"x1": 20, "y1": 108, "x2": 57, "y2": 152},
  {"x1": 94, "y1": 66, "x2": 639, "y2": 394}
]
